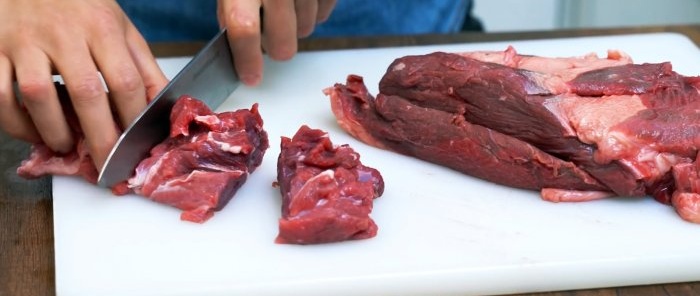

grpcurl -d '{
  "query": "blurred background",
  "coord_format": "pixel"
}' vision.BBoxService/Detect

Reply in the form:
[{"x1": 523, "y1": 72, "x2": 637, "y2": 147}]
[{"x1": 473, "y1": 0, "x2": 700, "y2": 32}]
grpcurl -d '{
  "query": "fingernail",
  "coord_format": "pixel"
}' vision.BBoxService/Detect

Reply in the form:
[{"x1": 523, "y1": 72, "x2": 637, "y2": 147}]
[{"x1": 240, "y1": 74, "x2": 261, "y2": 86}]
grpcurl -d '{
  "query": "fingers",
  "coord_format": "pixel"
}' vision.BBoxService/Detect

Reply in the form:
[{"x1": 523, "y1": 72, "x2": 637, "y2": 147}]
[
  {"x1": 295, "y1": 0, "x2": 318, "y2": 38},
  {"x1": 0, "y1": 53, "x2": 40, "y2": 143},
  {"x1": 90, "y1": 27, "x2": 147, "y2": 129},
  {"x1": 218, "y1": 0, "x2": 338, "y2": 86},
  {"x1": 261, "y1": 0, "x2": 297, "y2": 60},
  {"x1": 317, "y1": 0, "x2": 337, "y2": 22},
  {"x1": 51, "y1": 43, "x2": 118, "y2": 170},
  {"x1": 220, "y1": 0, "x2": 264, "y2": 86},
  {"x1": 124, "y1": 20, "x2": 168, "y2": 101},
  {"x1": 12, "y1": 47, "x2": 74, "y2": 153}
]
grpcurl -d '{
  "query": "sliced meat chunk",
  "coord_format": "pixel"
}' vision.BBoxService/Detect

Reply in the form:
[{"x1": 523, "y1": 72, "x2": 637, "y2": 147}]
[
  {"x1": 126, "y1": 96, "x2": 269, "y2": 223},
  {"x1": 276, "y1": 125, "x2": 384, "y2": 244}
]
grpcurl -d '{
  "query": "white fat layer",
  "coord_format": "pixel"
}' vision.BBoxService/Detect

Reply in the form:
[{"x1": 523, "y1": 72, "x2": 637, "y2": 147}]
[
  {"x1": 220, "y1": 143, "x2": 242, "y2": 154},
  {"x1": 542, "y1": 96, "x2": 577, "y2": 137},
  {"x1": 198, "y1": 162, "x2": 245, "y2": 173},
  {"x1": 543, "y1": 94, "x2": 688, "y2": 183},
  {"x1": 619, "y1": 150, "x2": 686, "y2": 180},
  {"x1": 310, "y1": 169, "x2": 335, "y2": 182},
  {"x1": 194, "y1": 115, "x2": 220, "y2": 125},
  {"x1": 293, "y1": 170, "x2": 336, "y2": 203},
  {"x1": 152, "y1": 169, "x2": 245, "y2": 195},
  {"x1": 287, "y1": 170, "x2": 337, "y2": 218},
  {"x1": 205, "y1": 131, "x2": 246, "y2": 154},
  {"x1": 570, "y1": 95, "x2": 645, "y2": 147},
  {"x1": 153, "y1": 170, "x2": 209, "y2": 194},
  {"x1": 128, "y1": 154, "x2": 167, "y2": 190},
  {"x1": 540, "y1": 188, "x2": 615, "y2": 202}
]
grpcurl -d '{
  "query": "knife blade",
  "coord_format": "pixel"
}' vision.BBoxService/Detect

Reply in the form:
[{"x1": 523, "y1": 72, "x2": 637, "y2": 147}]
[{"x1": 97, "y1": 29, "x2": 240, "y2": 188}]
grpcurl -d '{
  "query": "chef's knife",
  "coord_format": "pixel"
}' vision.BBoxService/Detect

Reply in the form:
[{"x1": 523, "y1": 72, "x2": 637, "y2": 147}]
[{"x1": 97, "y1": 29, "x2": 240, "y2": 188}]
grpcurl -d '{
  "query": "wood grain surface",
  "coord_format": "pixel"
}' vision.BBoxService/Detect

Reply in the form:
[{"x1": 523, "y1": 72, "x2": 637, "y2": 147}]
[{"x1": 2, "y1": 25, "x2": 700, "y2": 296}]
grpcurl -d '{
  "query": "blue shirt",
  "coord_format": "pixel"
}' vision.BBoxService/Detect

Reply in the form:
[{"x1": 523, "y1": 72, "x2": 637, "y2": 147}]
[{"x1": 117, "y1": 0, "x2": 472, "y2": 42}]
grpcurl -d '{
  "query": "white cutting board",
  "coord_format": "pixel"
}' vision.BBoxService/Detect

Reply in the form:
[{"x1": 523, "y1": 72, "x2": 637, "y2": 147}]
[{"x1": 53, "y1": 33, "x2": 700, "y2": 296}]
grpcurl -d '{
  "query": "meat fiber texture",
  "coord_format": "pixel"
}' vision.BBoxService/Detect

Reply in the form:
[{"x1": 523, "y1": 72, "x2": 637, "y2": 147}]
[
  {"x1": 275, "y1": 125, "x2": 384, "y2": 244},
  {"x1": 324, "y1": 46, "x2": 700, "y2": 224},
  {"x1": 17, "y1": 90, "x2": 269, "y2": 223}
]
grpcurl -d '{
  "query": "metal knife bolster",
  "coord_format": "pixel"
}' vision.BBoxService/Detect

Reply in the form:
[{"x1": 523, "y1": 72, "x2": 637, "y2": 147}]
[{"x1": 97, "y1": 29, "x2": 240, "y2": 188}]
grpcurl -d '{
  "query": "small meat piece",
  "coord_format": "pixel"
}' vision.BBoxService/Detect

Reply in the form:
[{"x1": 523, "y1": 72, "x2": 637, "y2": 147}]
[
  {"x1": 126, "y1": 96, "x2": 269, "y2": 223},
  {"x1": 17, "y1": 83, "x2": 100, "y2": 183},
  {"x1": 17, "y1": 142, "x2": 97, "y2": 183},
  {"x1": 326, "y1": 47, "x2": 700, "y2": 223},
  {"x1": 671, "y1": 159, "x2": 700, "y2": 223},
  {"x1": 276, "y1": 125, "x2": 384, "y2": 244}
]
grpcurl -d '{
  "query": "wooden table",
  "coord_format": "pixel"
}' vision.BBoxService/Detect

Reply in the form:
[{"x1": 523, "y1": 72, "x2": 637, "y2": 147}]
[{"x1": 3, "y1": 25, "x2": 700, "y2": 296}]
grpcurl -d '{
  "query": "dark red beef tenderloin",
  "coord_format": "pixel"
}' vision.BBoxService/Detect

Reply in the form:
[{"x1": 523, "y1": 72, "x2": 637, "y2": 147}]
[
  {"x1": 326, "y1": 47, "x2": 700, "y2": 223},
  {"x1": 326, "y1": 75, "x2": 608, "y2": 197},
  {"x1": 276, "y1": 125, "x2": 384, "y2": 244}
]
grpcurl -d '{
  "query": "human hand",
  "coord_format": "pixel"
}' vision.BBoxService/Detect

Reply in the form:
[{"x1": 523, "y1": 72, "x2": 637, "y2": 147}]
[
  {"x1": 0, "y1": 0, "x2": 168, "y2": 170},
  {"x1": 217, "y1": 0, "x2": 336, "y2": 86}
]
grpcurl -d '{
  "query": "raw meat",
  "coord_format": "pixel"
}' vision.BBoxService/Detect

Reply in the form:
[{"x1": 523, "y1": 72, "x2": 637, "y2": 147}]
[
  {"x1": 17, "y1": 83, "x2": 99, "y2": 182},
  {"x1": 17, "y1": 142, "x2": 98, "y2": 183},
  {"x1": 325, "y1": 46, "x2": 700, "y2": 223},
  {"x1": 17, "y1": 88, "x2": 269, "y2": 223},
  {"x1": 275, "y1": 125, "x2": 384, "y2": 244},
  {"x1": 124, "y1": 96, "x2": 269, "y2": 223}
]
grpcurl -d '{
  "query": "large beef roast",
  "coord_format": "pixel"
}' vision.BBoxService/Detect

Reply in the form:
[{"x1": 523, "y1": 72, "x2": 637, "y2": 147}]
[
  {"x1": 325, "y1": 46, "x2": 700, "y2": 223},
  {"x1": 124, "y1": 96, "x2": 269, "y2": 223},
  {"x1": 275, "y1": 125, "x2": 384, "y2": 244}
]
